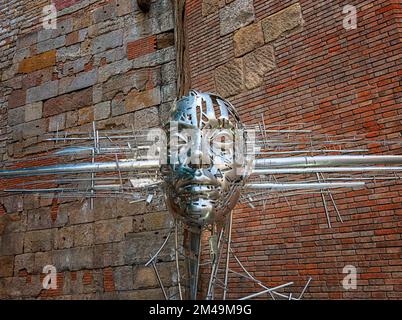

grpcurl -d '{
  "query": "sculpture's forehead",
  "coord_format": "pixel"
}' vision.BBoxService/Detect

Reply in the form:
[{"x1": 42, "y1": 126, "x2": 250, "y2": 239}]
[{"x1": 172, "y1": 92, "x2": 240, "y2": 129}]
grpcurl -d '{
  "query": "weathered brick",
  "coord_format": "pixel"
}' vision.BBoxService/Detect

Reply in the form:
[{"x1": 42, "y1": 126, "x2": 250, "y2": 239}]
[
  {"x1": 14, "y1": 253, "x2": 34, "y2": 274},
  {"x1": 12, "y1": 118, "x2": 48, "y2": 140},
  {"x1": 37, "y1": 36, "x2": 66, "y2": 54},
  {"x1": 0, "y1": 232, "x2": 24, "y2": 255},
  {"x1": 93, "y1": 4, "x2": 116, "y2": 23},
  {"x1": 214, "y1": 58, "x2": 244, "y2": 97},
  {"x1": 24, "y1": 102, "x2": 43, "y2": 122},
  {"x1": 59, "y1": 70, "x2": 97, "y2": 95},
  {"x1": 24, "y1": 229, "x2": 53, "y2": 253},
  {"x1": 16, "y1": 32, "x2": 37, "y2": 49},
  {"x1": 116, "y1": 0, "x2": 133, "y2": 16},
  {"x1": 133, "y1": 106, "x2": 160, "y2": 129},
  {"x1": 65, "y1": 110, "x2": 79, "y2": 128},
  {"x1": 161, "y1": 84, "x2": 176, "y2": 103},
  {"x1": 261, "y1": 3, "x2": 304, "y2": 43},
  {"x1": 94, "y1": 217, "x2": 132, "y2": 244},
  {"x1": 27, "y1": 207, "x2": 53, "y2": 231},
  {"x1": 8, "y1": 106, "x2": 25, "y2": 126},
  {"x1": 0, "y1": 256, "x2": 14, "y2": 277},
  {"x1": 48, "y1": 113, "x2": 66, "y2": 132},
  {"x1": 94, "y1": 101, "x2": 111, "y2": 120},
  {"x1": 54, "y1": 226, "x2": 74, "y2": 250},
  {"x1": 78, "y1": 106, "x2": 94, "y2": 125},
  {"x1": 8, "y1": 89, "x2": 26, "y2": 109},
  {"x1": 233, "y1": 22, "x2": 264, "y2": 57},
  {"x1": 219, "y1": 0, "x2": 255, "y2": 35},
  {"x1": 56, "y1": 44, "x2": 81, "y2": 62},
  {"x1": 202, "y1": 0, "x2": 225, "y2": 16},
  {"x1": 133, "y1": 211, "x2": 172, "y2": 233},
  {"x1": 53, "y1": 0, "x2": 81, "y2": 11},
  {"x1": 18, "y1": 50, "x2": 57, "y2": 74},
  {"x1": 123, "y1": 231, "x2": 176, "y2": 265},
  {"x1": 102, "y1": 68, "x2": 157, "y2": 100},
  {"x1": 93, "y1": 243, "x2": 124, "y2": 268},
  {"x1": 43, "y1": 87, "x2": 93, "y2": 117},
  {"x1": 156, "y1": 31, "x2": 175, "y2": 50},
  {"x1": 91, "y1": 30, "x2": 123, "y2": 54},
  {"x1": 103, "y1": 267, "x2": 115, "y2": 292},
  {"x1": 22, "y1": 68, "x2": 53, "y2": 89},
  {"x1": 243, "y1": 44, "x2": 275, "y2": 89},
  {"x1": 114, "y1": 266, "x2": 134, "y2": 290},
  {"x1": 66, "y1": 31, "x2": 79, "y2": 46},
  {"x1": 127, "y1": 36, "x2": 157, "y2": 60},
  {"x1": 62, "y1": 201, "x2": 94, "y2": 225},
  {"x1": 161, "y1": 61, "x2": 176, "y2": 85},
  {"x1": 26, "y1": 80, "x2": 59, "y2": 103},
  {"x1": 125, "y1": 88, "x2": 161, "y2": 113},
  {"x1": 74, "y1": 223, "x2": 94, "y2": 247}
]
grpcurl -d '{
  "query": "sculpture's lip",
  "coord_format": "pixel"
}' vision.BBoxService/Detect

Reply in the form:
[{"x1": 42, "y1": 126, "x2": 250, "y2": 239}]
[
  {"x1": 175, "y1": 178, "x2": 220, "y2": 189},
  {"x1": 181, "y1": 184, "x2": 220, "y2": 194}
]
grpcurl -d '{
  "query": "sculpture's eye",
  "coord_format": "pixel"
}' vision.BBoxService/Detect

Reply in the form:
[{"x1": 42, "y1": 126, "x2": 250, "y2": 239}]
[{"x1": 210, "y1": 130, "x2": 234, "y2": 164}]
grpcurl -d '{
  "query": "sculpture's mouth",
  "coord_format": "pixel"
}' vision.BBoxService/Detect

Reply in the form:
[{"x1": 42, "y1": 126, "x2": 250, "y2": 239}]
[{"x1": 177, "y1": 181, "x2": 221, "y2": 198}]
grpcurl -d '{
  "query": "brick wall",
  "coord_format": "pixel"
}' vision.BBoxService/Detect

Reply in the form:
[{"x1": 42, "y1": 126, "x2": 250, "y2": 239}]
[
  {"x1": 187, "y1": 0, "x2": 402, "y2": 299},
  {"x1": 0, "y1": 0, "x2": 178, "y2": 299}
]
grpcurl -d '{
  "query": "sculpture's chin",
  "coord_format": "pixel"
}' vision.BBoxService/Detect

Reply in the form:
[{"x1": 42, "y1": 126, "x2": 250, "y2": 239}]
[{"x1": 166, "y1": 192, "x2": 240, "y2": 227}]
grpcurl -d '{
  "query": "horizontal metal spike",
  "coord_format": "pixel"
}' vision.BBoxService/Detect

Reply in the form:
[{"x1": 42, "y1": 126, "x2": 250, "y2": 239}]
[
  {"x1": 0, "y1": 160, "x2": 160, "y2": 177},
  {"x1": 252, "y1": 166, "x2": 402, "y2": 175},
  {"x1": 246, "y1": 182, "x2": 365, "y2": 190},
  {"x1": 254, "y1": 155, "x2": 402, "y2": 168}
]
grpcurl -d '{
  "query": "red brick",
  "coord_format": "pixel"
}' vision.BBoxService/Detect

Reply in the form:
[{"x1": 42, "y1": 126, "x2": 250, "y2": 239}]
[
  {"x1": 53, "y1": 0, "x2": 82, "y2": 10},
  {"x1": 188, "y1": 0, "x2": 402, "y2": 299},
  {"x1": 103, "y1": 267, "x2": 115, "y2": 292},
  {"x1": 83, "y1": 270, "x2": 93, "y2": 285},
  {"x1": 127, "y1": 35, "x2": 157, "y2": 60}
]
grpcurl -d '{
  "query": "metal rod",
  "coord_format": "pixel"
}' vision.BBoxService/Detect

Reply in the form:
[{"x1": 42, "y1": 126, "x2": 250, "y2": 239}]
[
  {"x1": 0, "y1": 160, "x2": 160, "y2": 177},
  {"x1": 150, "y1": 257, "x2": 168, "y2": 300},
  {"x1": 254, "y1": 155, "x2": 402, "y2": 168},
  {"x1": 175, "y1": 222, "x2": 183, "y2": 300},
  {"x1": 206, "y1": 228, "x2": 225, "y2": 300},
  {"x1": 230, "y1": 248, "x2": 275, "y2": 300},
  {"x1": 316, "y1": 173, "x2": 331, "y2": 228},
  {"x1": 253, "y1": 166, "x2": 402, "y2": 175},
  {"x1": 252, "y1": 149, "x2": 369, "y2": 155},
  {"x1": 223, "y1": 212, "x2": 233, "y2": 300},
  {"x1": 297, "y1": 277, "x2": 312, "y2": 300},
  {"x1": 145, "y1": 228, "x2": 174, "y2": 267},
  {"x1": 246, "y1": 182, "x2": 365, "y2": 190},
  {"x1": 319, "y1": 173, "x2": 343, "y2": 223},
  {"x1": 239, "y1": 282, "x2": 294, "y2": 300}
]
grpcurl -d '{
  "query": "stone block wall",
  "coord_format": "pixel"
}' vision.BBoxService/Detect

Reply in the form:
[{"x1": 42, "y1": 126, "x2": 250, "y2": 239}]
[
  {"x1": 0, "y1": 0, "x2": 178, "y2": 299},
  {"x1": 187, "y1": 0, "x2": 402, "y2": 299}
]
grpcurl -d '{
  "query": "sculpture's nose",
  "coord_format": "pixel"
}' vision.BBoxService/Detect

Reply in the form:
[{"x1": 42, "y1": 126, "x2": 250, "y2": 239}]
[
  {"x1": 188, "y1": 130, "x2": 206, "y2": 169},
  {"x1": 188, "y1": 148, "x2": 204, "y2": 169}
]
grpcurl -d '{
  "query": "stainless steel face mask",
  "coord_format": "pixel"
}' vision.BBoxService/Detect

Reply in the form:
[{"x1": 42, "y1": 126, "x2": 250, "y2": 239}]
[{"x1": 161, "y1": 90, "x2": 250, "y2": 227}]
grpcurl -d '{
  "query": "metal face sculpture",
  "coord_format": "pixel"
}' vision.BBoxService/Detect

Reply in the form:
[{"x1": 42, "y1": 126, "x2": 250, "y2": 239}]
[
  {"x1": 162, "y1": 90, "x2": 250, "y2": 227},
  {"x1": 1, "y1": 90, "x2": 402, "y2": 300}
]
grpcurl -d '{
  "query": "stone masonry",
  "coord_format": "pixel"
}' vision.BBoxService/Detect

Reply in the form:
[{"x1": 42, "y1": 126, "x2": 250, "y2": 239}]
[{"x1": 0, "y1": 0, "x2": 177, "y2": 299}]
